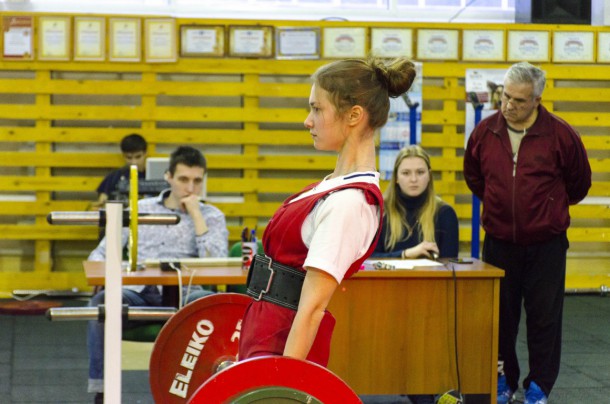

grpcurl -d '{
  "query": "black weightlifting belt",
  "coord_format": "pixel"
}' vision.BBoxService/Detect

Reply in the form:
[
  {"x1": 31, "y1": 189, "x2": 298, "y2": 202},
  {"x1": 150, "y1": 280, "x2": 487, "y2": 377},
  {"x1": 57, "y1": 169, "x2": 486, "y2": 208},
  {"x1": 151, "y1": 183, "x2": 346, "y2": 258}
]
[{"x1": 246, "y1": 254, "x2": 305, "y2": 311}]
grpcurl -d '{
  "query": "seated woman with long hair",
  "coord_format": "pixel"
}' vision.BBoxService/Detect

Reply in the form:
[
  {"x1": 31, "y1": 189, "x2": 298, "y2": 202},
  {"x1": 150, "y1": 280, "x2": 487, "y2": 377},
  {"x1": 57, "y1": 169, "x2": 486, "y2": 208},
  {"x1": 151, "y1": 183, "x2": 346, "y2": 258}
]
[{"x1": 373, "y1": 145, "x2": 459, "y2": 261}]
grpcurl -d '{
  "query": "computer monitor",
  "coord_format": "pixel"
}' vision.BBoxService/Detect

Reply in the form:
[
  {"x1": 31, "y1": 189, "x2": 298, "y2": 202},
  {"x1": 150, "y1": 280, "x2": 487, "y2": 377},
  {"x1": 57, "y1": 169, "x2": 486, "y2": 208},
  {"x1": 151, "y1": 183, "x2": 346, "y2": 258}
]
[
  {"x1": 145, "y1": 157, "x2": 170, "y2": 181},
  {"x1": 145, "y1": 157, "x2": 207, "y2": 199}
]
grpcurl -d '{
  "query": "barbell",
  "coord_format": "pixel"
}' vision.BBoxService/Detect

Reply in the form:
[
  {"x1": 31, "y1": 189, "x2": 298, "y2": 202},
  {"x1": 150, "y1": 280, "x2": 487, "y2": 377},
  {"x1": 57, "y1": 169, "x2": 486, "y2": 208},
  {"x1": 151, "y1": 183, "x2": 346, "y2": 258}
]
[
  {"x1": 46, "y1": 211, "x2": 180, "y2": 227},
  {"x1": 46, "y1": 304, "x2": 177, "y2": 322},
  {"x1": 46, "y1": 293, "x2": 362, "y2": 403}
]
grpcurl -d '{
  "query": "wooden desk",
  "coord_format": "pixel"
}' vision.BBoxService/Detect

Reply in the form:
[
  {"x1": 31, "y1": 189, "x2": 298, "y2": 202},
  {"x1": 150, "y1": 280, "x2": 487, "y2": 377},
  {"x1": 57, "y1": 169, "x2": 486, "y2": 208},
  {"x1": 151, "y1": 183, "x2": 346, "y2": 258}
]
[
  {"x1": 83, "y1": 259, "x2": 502, "y2": 400},
  {"x1": 327, "y1": 259, "x2": 503, "y2": 402},
  {"x1": 83, "y1": 261, "x2": 248, "y2": 286},
  {"x1": 83, "y1": 260, "x2": 248, "y2": 306}
]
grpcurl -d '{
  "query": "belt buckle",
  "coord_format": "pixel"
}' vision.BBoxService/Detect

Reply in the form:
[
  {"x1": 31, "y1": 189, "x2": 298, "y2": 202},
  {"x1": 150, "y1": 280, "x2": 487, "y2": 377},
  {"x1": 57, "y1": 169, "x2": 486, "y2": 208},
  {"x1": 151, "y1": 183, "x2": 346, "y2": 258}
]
[{"x1": 255, "y1": 255, "x2": 275, "y2": 301}]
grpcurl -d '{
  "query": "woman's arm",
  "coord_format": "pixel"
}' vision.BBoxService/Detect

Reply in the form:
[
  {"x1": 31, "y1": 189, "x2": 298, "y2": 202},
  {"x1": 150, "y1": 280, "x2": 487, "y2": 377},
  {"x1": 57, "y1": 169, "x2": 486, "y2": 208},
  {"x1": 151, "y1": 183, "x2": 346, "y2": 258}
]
[
  {"x1": 283, "y1": 267, "x2": 338, "y2": 360},
  {"x1": 436, "y1": 204, "x2": 459, "y2": 258},
  {"x1": 370, "y1": 249, "x2": 403, "y2": 258},
  {"x1": 288, "y1": 188, "x2": 376, "y2": 359}
]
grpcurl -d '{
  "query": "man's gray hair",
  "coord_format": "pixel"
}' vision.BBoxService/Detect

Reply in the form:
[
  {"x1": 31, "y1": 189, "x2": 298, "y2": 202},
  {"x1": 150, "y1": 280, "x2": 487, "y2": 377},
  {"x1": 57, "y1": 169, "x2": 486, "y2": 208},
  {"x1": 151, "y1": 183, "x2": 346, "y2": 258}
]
[{"x1": 504, "y1": 62, "x2": 546, "y2": 98}]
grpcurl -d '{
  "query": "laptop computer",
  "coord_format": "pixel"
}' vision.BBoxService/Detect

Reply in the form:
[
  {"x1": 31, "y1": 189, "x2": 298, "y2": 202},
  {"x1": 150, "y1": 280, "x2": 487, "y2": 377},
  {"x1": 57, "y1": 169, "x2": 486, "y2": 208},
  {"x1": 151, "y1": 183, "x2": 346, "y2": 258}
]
[{"x1": 145, "y1": 157, "x2": 207, "y2": 199}]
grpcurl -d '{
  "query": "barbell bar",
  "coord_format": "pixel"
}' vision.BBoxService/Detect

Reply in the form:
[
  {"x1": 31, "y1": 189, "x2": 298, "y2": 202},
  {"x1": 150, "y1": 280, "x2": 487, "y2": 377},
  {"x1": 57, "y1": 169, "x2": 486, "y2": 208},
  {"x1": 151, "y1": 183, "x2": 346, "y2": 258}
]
[
  {"x1": 46, "y1": 211, "x2": 180, "y2": 226},
  {"x1": 46, "y1": 305, "x2": 176, "y2": 322}
]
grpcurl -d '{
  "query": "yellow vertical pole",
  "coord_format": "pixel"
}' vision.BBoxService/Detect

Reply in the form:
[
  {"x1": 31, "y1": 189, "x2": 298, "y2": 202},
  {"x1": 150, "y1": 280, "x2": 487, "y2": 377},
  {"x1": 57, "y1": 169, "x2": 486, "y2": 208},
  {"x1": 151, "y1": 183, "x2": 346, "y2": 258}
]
[
  {"x1": 242, "y1": 74, "x2": 260, "y2": 234},
  {"x1": 129, "y1": 165, "x2": 138, "y2": 272},
  {"x1": 442, "y1": 77, "x2": 459, "y2": 209}
]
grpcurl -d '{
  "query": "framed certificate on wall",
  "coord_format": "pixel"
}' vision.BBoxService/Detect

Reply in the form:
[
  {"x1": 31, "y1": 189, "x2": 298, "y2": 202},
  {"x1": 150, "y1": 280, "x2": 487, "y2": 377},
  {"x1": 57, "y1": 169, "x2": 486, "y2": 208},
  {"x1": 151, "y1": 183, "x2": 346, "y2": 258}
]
[
  {"x1": 276, "y1": 27, "x2": 320, "y2": 59},
  {"x1": 74, "y1": 17, "x2": 105, "y2": 61},
  {"x1": 507, "y1": 31, "x2": 550, "y2": 62},
  {"x1": 180, "y1": 25, "x2": 225, "y2": 57},
  {"x1": 598, "y1": 32, "x2": 610, "y2": 63},
  {"x1": 109, "y1": 18, "x2": 141, "y2": 62},
  {"x1": 552, "y1": 31, "x2": 595, "y2": 63},
  {"x1": 228, "y1": 25, "x2": 273, "y2": 58},
  {"x1": 462, "y1": 30, "x2": 504, "y2": 61},
  {"x1": 38, "y1": 16, "x2": 71, "y2": 61},
  {"x1": 416, "y1": 29, "x2": 459, "y2": 60},
  {"x1": 145, "y1": 18, "x2": 177, "y2": 63},
  {"x1": 2, "y1": 15, "x2": 34, "y2": 60},
  {"x1": 322, "y1": 27, "x2": 367, "y2": 59},
  {"x1": 370, "y1": 28, "x2": 413, "y2": 58}
]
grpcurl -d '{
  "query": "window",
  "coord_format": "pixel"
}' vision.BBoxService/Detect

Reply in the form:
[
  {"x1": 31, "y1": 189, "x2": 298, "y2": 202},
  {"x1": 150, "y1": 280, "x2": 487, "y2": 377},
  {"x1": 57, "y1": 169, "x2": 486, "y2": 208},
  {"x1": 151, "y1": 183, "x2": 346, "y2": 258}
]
[{"x1": 4, "y1": 0, "x2": 515, "y2": 23}]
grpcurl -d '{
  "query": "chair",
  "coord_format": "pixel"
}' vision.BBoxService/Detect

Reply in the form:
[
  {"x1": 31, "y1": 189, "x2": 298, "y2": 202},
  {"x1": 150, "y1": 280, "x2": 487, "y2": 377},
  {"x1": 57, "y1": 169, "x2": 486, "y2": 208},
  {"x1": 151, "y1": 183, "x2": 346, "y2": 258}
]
[
  {"x1": 225, "y1": 240, "x2": 264, "y2": 294},
  {"x1": 122, "y1": 322, "x2": 165, "y2": 342},
  {"x1": 229, "y1": 240, "x2": 264, "y2": 258}
]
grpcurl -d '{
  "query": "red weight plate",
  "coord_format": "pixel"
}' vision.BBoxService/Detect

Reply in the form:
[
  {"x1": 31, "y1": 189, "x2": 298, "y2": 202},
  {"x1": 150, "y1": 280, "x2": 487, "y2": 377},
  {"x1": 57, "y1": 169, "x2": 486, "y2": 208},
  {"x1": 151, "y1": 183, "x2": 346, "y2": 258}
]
[
  {"x1": 187, "y1": 356, "x2": 363, "y2": 404},
  {"x1": 149, "y1": 293, "x2": 252, "y2": 403}
]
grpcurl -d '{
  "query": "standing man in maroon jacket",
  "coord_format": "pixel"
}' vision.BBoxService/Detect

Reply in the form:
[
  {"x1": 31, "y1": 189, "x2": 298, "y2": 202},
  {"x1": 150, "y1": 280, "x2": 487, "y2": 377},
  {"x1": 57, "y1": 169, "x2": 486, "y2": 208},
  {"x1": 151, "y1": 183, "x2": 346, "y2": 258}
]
[{"x1": 464, "y1": 62, "x2": 591, "y2": 404}]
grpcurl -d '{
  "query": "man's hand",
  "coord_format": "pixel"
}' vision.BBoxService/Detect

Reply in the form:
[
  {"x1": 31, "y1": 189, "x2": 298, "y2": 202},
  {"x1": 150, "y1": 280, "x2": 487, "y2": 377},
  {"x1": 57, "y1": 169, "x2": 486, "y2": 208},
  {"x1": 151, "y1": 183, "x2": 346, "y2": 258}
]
[
  {"x1": 180, "y1": 194, "x2": 201, "y2": 215},
  {"x1": 180, "y1": 194, "x2": 208, "y2": 236},
  {"x1": 89, "y1": 193, "x2": 108, "y2": 211}
]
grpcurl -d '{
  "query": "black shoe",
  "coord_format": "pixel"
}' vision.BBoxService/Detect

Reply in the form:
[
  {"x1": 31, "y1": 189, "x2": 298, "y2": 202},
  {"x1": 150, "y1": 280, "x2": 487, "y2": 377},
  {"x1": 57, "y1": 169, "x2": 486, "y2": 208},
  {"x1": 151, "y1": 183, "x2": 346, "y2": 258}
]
[{"x1": 94, "y1": 392, "x2": 103, "y2": 404}]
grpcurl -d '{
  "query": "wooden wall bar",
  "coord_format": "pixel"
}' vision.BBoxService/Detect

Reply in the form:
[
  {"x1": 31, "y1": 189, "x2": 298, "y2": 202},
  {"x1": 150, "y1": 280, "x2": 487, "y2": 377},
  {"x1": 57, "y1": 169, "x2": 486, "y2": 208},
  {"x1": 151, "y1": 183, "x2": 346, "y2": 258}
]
[{"x1": 0, "y1": 15, "x2": 608, "y2": 295}]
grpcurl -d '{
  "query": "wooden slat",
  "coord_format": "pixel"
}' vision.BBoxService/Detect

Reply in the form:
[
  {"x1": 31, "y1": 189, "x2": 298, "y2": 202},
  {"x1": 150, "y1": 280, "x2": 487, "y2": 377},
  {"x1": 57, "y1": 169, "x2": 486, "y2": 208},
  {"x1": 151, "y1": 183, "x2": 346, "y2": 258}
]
[
  {"x1": 425, "y1": 86, "x2": 610, "y2": 103},
  {"x1": 554, "y1": 112, "x2": 610, "y2": 127},
  {"x1": 0, "y1": 176, "x2": 101, "y2": 191},
  {"x1": 570, "y1": 205, "x2": 610, "y2": 219},
  {"x1": 0, "y1": 79, "x2": 311, "y2": 97},
  {"x1": 0, "y1": 57, "x2": 325, "y2": 75},
  {"x1": 581, "y1": 136, "x2": 610, "y2": 150},
  {"x1": 0, "y1": 152, "x2": 336, "y2": 169},
  {"x1": 0, "y1": 225, "x2": 98, "y2": 240},
  {"x1": 0, "y1": 127, "x2": 314, "y2": 145},
  {"x1": 0, "y1": 105, "x2": 307, "y2": 122},
  {"x1": 0, "y1": 273, "x2": 91, "y2": 297},
  {"x1": 422, "y1": 63, "x2": 610, "y2": 80},
  {"x1": 544, "y1": 88, "x2": 610, "y2": 102},
  {"x1": 0, "y1": 201, "x2": 91, "y2": 215}
]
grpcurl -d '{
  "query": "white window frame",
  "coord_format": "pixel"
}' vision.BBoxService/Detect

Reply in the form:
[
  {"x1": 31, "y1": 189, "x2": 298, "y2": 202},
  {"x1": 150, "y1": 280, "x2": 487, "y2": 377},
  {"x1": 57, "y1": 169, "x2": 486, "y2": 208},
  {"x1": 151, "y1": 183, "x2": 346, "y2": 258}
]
[{"x1": 1, "y1": 0, "x2": 516, "y2": 23}]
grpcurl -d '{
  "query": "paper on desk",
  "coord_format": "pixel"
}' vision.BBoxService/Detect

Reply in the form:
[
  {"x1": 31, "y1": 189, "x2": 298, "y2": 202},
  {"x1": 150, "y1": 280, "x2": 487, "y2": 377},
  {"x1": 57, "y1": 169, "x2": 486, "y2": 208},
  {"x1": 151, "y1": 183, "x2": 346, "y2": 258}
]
[
  {"x1": 363, "y1": 258, "x2": 440, "y2": 270},
  {"x1": 144, "y1": 257, "x2": 242, "y2": 268}
]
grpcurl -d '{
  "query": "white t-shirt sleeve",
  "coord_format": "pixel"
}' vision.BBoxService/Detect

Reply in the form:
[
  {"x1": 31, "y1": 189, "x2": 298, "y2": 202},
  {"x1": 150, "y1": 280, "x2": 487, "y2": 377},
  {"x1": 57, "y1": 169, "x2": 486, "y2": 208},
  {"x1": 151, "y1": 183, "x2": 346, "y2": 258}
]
[{"x1": 302, "y1": 188, "x2": 379, "y2": 284}]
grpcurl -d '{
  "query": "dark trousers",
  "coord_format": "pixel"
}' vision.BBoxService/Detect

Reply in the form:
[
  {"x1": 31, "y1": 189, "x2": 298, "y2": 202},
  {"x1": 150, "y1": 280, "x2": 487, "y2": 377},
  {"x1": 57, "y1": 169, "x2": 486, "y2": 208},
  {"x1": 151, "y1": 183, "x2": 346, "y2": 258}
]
[{"x1": 483, "y1": 232, "x2": 568, "y2": 397}]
